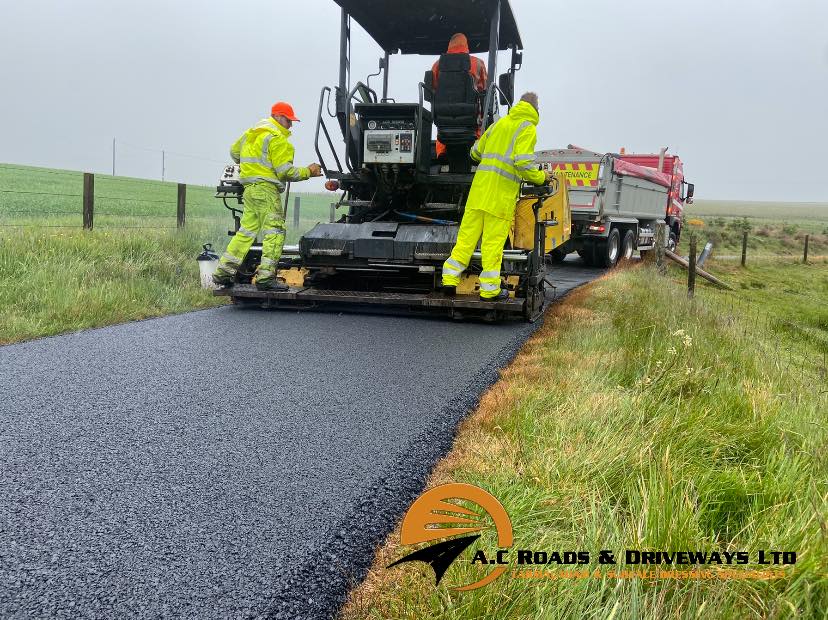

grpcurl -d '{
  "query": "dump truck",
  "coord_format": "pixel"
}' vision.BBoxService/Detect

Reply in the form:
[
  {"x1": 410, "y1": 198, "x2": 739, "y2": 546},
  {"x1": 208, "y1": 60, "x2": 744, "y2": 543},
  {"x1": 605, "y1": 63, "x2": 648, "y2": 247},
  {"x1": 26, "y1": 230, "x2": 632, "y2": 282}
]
[
  {"x1": 536, "y1": 147, "x2": 694, "y2": 267},
  {"x1": 214, "y1": 0, "x2": 571, "y2": 322}
]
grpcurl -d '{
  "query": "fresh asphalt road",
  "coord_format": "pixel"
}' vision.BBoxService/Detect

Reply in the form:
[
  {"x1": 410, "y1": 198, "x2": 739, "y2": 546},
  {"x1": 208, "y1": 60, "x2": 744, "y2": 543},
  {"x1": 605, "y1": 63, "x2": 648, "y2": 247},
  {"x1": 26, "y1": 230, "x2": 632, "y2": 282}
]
[{"x1": 0, "y1": 263, "x2": 600, "y2": 619}]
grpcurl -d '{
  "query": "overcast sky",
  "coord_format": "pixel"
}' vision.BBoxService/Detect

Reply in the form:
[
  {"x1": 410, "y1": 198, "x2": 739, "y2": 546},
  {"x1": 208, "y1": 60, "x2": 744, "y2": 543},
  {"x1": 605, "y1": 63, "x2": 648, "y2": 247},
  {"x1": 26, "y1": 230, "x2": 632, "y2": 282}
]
[{"x1": 1, "y1": 0, "x2": 826, "y2": 201}]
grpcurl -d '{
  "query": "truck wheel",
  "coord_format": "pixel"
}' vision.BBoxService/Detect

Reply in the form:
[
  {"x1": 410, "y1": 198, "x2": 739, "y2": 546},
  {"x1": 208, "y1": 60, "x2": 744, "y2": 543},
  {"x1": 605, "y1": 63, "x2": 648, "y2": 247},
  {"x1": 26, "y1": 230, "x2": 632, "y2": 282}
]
[
  {"x1": 549, "y1": 248, "x2": 567, "y2": 264},
  {"x1": 598, "y1": 229, "x2": 621, "y2": 268},
  {"x1": 620, "y1": 230, "x2": 635, "y2": 262},
  {"x1": 668, "y1": 232, "x2": 678, "y2": 252}
]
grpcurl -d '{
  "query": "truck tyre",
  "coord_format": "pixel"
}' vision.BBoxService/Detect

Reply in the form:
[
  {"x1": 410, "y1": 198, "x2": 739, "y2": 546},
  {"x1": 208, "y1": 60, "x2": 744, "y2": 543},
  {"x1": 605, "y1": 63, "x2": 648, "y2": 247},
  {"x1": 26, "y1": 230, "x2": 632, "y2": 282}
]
[
  {"x1": 549, "y1": 248, "x2": 567, "y2": 264},
  {"x1": 620, "y1": 230, "x2": 635, "y2": 262},
  {"x1": 578, "y1": 246, "x2": 595, "y2": 266},
  {"x1": 598, "y1": 228, "x2": 621, "y2": 268},
  {"x1": 668, "y1": 232, "x2": 678, "y2": 252}
]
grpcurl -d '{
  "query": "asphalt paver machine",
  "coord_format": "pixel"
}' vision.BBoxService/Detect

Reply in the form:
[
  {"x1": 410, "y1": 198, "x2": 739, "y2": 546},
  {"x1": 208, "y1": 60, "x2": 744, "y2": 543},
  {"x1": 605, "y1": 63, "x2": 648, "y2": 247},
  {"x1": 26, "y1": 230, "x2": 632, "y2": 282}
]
[{"x1": 215, "y1": 0, "x2": 570, "y2": 321}]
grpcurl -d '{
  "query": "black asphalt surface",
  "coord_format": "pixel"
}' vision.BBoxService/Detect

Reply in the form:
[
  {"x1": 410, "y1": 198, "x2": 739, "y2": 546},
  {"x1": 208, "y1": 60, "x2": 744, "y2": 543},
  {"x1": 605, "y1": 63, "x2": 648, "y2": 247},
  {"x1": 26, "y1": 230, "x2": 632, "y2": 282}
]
[{"x1": 0, "y1": 261, "x2": 601, "y2": 619}]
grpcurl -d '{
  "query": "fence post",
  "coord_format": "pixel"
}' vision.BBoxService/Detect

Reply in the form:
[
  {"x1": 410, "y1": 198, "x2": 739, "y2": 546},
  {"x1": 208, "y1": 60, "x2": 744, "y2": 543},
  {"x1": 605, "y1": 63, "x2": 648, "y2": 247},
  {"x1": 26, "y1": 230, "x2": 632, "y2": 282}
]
[
  {"x1": 803, "y1": 234, "x2": 809, "y2": 264},
  {"x1": 83, "y1": 172, "x2": 94, "y2": 230},
  {"x1": 741, "y1": 231, "x2": 748, "y2": 267},
  {"x1": 293, "y1": 196, "x2": 300, "y2": 229},
  {"x1": 688, "y1": 236, "x2": 697, "y2": 299},
  {"x1": 330, "y1": 202, "x2": 336, "y2": 223},
  {"x1": 177, "y1": 183, "x2": 186, "y2": 228}
]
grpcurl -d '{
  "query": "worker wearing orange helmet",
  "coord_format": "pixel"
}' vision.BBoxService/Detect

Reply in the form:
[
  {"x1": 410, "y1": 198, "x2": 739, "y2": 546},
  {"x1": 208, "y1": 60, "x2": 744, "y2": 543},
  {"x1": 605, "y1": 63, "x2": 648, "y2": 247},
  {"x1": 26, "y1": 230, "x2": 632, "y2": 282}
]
[
  {"x1": 432, "y1": 33, "x2": 488, "y2": 159},
  {"x1": 213, "y1": 102, "x2": 323, "y2": 291}
]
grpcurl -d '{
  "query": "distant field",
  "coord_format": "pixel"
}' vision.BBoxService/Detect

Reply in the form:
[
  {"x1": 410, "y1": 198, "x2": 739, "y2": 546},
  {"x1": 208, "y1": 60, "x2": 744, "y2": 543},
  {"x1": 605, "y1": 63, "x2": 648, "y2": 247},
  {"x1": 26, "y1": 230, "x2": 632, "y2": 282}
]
[
  {"x1": 678, "y1": 200, "x2": 828, "y2": 257},
  {"x1": 0, "y1": 163, "x2": 337, "y2": 244},
  {"x1": 0, "y1": 163, "x2": 340, "y2": 343},
  {"x1": 688, "y1": 199, "x2": 828, "y2": 222}
]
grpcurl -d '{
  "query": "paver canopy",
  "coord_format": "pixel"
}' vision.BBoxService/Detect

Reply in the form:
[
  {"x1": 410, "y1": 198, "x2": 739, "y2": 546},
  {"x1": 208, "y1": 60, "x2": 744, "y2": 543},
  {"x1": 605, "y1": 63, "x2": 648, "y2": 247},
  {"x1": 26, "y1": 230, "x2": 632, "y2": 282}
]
[{"x1": 332, "y1": 0, "x2": 523, "y2": 54}]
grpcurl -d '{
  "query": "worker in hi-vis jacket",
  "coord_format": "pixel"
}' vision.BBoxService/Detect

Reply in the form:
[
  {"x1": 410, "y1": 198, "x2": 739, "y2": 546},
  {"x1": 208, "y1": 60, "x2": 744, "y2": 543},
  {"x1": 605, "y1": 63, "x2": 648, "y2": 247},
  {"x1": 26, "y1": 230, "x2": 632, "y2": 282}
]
[
  {"x1": 213, "y1": 101, "x2": 322, "y2": 291},
  {"x1": 442, "y1": 92, "x2": 554, "y2": 300}
]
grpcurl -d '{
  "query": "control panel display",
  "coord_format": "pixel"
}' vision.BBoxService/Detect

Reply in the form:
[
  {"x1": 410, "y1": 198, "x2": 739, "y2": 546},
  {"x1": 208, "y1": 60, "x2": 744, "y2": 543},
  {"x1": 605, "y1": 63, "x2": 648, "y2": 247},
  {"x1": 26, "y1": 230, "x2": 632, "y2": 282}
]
[{"x1": 363, "y1": 130, "x2": 416, "y2": 164}]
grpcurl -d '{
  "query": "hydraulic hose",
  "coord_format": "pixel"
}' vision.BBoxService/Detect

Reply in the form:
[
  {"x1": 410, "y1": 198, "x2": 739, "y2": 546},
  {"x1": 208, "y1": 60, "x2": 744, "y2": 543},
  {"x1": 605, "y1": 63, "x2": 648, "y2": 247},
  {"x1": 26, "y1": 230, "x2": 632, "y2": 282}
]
[{"x1": 394, "y1": 211, "x2": 457, "y2": 226}]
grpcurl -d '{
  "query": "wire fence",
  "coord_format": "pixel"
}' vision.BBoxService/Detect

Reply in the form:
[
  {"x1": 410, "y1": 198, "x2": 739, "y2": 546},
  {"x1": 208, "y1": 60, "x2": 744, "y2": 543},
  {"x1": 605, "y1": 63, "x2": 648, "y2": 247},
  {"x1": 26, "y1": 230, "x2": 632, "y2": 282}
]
[
  {"x1": 0, "y1": 164, "x2": 338, "y2": 243},
  {"x1": 0, "y1": 166, "x2": 225, "y2": 231}
]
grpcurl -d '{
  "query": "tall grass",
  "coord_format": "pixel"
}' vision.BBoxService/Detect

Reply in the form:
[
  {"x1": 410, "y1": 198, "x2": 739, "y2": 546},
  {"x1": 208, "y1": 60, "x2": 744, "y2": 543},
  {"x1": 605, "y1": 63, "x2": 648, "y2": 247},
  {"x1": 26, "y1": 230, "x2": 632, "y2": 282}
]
[
  {"x1": 0, "y1": 225, "x2": 226, "y2": 344},
  {"x1": 343, "y1": 261, "x2": 828, "y2": 619},
  {"x1": 0, "y1": 163, "x2": 344, "y2": 343}
]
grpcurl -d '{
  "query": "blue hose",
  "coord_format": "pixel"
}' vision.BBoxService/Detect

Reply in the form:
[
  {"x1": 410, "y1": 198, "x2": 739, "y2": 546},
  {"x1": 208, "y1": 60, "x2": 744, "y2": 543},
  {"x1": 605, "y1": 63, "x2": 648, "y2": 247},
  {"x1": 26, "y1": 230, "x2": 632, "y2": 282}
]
[{"x1": 395, "y1": 211, "x2": 457, "y2": 226}]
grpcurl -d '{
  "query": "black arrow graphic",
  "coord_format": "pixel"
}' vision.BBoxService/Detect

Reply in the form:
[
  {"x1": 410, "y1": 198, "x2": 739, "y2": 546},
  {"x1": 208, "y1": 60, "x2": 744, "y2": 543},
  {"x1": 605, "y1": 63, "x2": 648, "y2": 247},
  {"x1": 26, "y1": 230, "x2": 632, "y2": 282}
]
[{"x1": 387, "y1": 535, "x2": 481, "y2": 585}]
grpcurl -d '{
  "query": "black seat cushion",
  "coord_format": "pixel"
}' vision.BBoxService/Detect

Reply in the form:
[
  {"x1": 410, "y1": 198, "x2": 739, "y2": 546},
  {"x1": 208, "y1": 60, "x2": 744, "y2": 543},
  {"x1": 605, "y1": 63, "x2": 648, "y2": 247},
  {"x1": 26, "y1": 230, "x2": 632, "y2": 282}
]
[{"x1": 433, "y1": 54, "x2": 479, "y2": 145}]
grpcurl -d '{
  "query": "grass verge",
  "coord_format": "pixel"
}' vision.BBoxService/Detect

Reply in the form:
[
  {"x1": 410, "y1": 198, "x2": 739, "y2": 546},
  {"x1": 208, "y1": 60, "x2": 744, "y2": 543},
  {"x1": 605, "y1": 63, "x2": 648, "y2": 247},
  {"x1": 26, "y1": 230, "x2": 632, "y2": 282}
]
[
  {"x1": 0, "y1": 163, "x2": 342, "y2": 343},
  {"x1": 342, "y1": 260, "x2": 828, "y2": 619},
  {"x1": 0, "y1": 226, "x2": 227, "y2": 344}
]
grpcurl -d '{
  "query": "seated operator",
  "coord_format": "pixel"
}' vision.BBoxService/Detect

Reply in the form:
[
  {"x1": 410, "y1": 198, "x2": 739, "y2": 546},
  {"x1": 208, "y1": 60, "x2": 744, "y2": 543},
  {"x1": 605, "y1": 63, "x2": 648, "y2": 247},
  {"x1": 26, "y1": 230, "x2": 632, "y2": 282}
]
[{"x1": 431, "y1": 33, "x2": 488, "y2": 160}]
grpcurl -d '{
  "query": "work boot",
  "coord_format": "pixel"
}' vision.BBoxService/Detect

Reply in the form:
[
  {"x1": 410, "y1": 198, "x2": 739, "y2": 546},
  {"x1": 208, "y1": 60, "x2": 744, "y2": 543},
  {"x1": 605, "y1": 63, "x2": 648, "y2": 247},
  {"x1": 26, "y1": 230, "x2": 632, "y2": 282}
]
[
  {"x1": 256, "y1": 279, "x2": 289, "y2": 292},
  {"x1": 442, "y1": 285, "x2": 456, "y2": 297},
  {"x1": 212, "y1": 271, "x2": 235, "y2": 288},
  {"x1": 480, "y1": 289, "x2": 510, "y2": 302}
]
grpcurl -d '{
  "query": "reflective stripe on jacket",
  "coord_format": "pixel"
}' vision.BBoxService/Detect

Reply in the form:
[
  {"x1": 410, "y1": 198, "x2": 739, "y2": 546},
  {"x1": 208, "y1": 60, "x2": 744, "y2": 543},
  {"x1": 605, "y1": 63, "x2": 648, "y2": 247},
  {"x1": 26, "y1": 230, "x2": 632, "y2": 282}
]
[
  {"x1": 466, "y1": 101, "x2": 546, "y2": 220},
  {"x1": 230, "y1": 118, "x2": 310, "y2": 191}
]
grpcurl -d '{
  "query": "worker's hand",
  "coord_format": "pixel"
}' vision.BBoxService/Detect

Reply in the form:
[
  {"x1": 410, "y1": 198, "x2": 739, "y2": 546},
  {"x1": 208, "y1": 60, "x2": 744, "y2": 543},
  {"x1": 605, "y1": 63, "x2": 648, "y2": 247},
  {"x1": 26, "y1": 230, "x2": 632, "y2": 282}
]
[
  {"x1": 543, "y1": 169, "x2": 556, "y2": 183},
  {"x1": 308, "y1": 163, "x2": 323, "y2": 177}
]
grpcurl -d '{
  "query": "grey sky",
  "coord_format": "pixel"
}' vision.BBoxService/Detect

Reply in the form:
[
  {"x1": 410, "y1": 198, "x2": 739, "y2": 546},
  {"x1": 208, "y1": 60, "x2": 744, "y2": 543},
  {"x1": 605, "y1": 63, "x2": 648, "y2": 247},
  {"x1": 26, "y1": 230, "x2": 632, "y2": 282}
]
[{"x1": 1, "y1": 0, "x2": 826, "y2": 201}]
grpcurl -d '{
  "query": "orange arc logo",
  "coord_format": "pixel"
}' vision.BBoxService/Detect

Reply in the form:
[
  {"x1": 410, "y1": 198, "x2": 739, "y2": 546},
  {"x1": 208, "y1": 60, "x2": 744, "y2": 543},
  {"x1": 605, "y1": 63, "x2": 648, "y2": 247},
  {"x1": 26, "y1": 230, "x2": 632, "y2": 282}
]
[{"x1": 392, "y1": 483, "x2": 513, "y2": 591}]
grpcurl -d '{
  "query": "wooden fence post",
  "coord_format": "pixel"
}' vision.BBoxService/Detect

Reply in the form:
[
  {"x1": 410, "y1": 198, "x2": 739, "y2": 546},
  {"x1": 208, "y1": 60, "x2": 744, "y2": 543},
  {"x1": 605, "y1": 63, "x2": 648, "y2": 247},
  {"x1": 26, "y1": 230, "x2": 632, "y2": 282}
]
[
  {"x1": 688, "y1": 236, "x2": 697, "y2": 299},
  {"x1": 83, "y1": 172, "x2": 94, "y2": 230},
  {"x1": 803, "y1": 234, "x2": 809, "y2": 263},
  {"x1": 741, "y1": 231, "x2": 748, "y2": 267},
  {"x1": 330, "y1": 202, "x2": 336, "y2": 223},
  {"x1": 177, "y1": 183, "x2": 186, "y2": 228},
  {"x1": 293, "y1": 196, "x2": 300, "y2": 228}
]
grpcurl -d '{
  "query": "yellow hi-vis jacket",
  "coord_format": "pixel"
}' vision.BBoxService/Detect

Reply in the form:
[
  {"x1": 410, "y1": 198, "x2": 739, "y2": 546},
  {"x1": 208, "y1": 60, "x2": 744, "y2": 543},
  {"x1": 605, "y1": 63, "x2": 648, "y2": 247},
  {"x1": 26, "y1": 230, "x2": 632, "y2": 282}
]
[
  {"x1": 467, "y1": 100, "x2": 546, "y2": 219},
  {"x1": 230, "y1": 118, "x2": 310, "y2": 192}
]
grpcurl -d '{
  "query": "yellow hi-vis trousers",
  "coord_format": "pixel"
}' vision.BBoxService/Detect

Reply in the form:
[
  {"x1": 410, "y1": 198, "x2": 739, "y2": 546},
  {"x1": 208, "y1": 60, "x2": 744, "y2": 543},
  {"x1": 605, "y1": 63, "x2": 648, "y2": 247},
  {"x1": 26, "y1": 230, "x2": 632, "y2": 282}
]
[
  {"x1": 441, "y1": 208, "x2": 511, "y2": 298},
  {"x1": 215, "y1": 182, "x2": 286, "y2": 283}
]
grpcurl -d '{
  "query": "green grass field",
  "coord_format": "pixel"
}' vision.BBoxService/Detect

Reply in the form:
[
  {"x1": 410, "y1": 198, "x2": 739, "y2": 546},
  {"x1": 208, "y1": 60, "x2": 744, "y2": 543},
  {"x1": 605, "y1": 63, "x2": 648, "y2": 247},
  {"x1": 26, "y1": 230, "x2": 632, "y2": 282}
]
[
  {"x1": 0, "y1": 163, "x2": 338, "y2": 343},
  {"x1": 679, "y1": 200, "x2": 828, "y2": 257},
  {"x1": 344, "y1": 257, "x2": 828, "y2": 619},
  {"x1": 0, "y1": 163, "x2": 337, "y2": 243},
  {"x1": 688, "y1": 199, "x2": 828, "y2": 222}
]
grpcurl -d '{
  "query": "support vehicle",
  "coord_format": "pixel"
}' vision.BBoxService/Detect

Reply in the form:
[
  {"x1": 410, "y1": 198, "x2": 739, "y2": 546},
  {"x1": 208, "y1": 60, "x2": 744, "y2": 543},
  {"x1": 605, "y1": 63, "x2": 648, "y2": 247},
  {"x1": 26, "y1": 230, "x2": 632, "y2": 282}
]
[
  {"x1": 536, "y1": 147, "x2": 694, "y2": 267},
  {"x1": 215, "y1": 0, "x2": 569, "y2": 321}
]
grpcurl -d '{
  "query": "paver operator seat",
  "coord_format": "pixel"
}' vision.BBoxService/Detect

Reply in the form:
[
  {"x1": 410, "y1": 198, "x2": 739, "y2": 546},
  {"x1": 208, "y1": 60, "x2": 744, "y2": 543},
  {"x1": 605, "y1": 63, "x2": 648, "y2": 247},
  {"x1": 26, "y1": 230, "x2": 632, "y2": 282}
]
[{"x1": 425, "y1": 54, "x2": 481, "y2": 174}]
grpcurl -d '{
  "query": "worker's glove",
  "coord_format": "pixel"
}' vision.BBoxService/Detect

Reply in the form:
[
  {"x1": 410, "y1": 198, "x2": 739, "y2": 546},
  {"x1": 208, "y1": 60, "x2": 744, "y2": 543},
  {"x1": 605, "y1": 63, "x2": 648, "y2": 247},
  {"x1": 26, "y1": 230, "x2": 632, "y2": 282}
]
[
  {"x1": 308, "y1": 163, "x2": 323, "y2": 177},
  {"x1": 543, "y1": 169, "x2": 556, "y2": 183}
]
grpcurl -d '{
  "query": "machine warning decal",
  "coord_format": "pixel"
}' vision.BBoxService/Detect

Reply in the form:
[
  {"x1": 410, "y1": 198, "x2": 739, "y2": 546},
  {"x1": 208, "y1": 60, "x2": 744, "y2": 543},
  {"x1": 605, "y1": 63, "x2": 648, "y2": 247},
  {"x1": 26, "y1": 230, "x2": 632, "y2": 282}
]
[{"x1": 541, "y1": 163, "x2": 599, "y2": 187}]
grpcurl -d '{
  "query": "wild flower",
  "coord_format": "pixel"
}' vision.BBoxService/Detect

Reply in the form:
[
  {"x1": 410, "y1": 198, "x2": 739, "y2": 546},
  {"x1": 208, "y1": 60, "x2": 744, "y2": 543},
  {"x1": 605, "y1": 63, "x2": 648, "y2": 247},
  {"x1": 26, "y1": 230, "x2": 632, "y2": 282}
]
[{"x1": 668, "y1": 346, "x2": 677, "y2": 355}]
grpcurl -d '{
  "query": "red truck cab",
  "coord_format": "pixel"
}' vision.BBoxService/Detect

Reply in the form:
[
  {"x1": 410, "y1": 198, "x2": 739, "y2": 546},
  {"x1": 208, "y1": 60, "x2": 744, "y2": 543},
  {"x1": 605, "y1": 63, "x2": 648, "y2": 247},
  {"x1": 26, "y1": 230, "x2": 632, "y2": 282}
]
[{"x1": 618, "y1": 150, "x2": 694, "y2": 248}]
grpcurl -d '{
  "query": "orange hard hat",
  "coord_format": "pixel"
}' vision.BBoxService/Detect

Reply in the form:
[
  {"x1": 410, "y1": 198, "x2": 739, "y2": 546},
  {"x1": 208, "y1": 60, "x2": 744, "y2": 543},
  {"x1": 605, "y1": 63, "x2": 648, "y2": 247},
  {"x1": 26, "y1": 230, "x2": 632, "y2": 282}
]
[{"x1": 271, "y1": 101, "x2": 300, "y2": 122}]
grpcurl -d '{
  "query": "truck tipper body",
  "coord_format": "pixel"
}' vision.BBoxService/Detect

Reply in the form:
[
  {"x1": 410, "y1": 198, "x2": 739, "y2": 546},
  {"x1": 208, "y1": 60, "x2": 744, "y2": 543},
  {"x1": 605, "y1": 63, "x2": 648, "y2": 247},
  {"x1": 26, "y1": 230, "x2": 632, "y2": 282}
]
[{"x1": 535, "y1": 147, "x2": 694, "y2": 267}]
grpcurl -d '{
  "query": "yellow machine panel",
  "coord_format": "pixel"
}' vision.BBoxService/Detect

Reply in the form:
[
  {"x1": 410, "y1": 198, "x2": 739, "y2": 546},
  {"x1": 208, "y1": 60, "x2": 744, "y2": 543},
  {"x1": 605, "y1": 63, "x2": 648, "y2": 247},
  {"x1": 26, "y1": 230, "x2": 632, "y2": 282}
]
[
  {"x1": 511, "y1": 172, "x2": 571, "y2": 253},
  {"x1": 456, "y1": 273, "x2": 520, "y2": 297}
]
